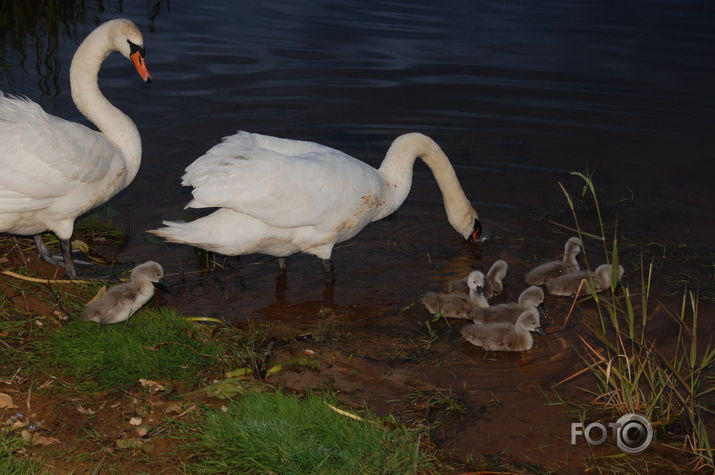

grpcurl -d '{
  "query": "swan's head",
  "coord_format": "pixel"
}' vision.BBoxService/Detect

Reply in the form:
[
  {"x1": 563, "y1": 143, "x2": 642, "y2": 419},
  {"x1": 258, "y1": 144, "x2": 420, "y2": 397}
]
[
  {"x1": 565, "y1": 236, "x2": 582, "y2": 255},
  {"x1": 466, "y1": 218, "x2": 491, "y2": 244},
  {"x1": 517, "y1": 308, "x2": 545, "y2": 335},
  {"x1": 132, "y1": 260, "x2": 164, "y2": 283},
  {"x1": 595, "y1": 264, "x2": 624, "y2": 284},
  {"x1": 466, "y1": 270, "x2": 485, "y2": 295},
  {"x1": 109, "y1": 19, "x2": 152, "y2": 83},
  {"x1": 519, "y1": 285, "x2": 545, "y2": 308}
]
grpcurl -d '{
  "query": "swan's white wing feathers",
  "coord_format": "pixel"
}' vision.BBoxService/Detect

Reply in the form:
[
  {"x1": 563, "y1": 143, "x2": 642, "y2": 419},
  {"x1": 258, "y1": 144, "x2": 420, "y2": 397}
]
[
  {"x1": 183, "y1": 132, "x2": 382, "y2": 228},
  {"x1": 0, "y1": 95, "x2": 117, "y2": 212}
]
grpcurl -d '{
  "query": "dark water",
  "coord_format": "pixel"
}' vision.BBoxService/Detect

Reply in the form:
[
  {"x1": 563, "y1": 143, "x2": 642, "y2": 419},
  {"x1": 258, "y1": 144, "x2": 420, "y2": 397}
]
[{"x1": 2, "y1": 0, "x2": 714, "y2": 468}]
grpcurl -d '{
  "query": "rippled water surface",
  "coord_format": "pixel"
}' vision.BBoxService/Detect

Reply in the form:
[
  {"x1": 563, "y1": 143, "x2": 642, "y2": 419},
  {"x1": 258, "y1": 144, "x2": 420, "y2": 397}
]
[{"x1": 2, "y1": 0, "x2": 714, "y2": 468}]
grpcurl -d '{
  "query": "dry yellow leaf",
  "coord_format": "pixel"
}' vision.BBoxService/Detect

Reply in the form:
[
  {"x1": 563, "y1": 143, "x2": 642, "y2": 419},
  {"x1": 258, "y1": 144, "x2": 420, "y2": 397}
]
[
  {"x1": 33, "y1": 435, "x2": 61, "y2": 446},
  {"x1": 0, "y1": 392, "x2": 18, "y2": 409},
  {"x1": 71, "y1": 240, "x2": 90, "y2": 253},
  {"x1": 76, "y1": 405, "x2": 96, "y2": 415},
  {"x1": 138, "y1": 378, "x2": 165, "y2": 391},
  {"x1": 86, "y1": 286, "x2": 107, "y2": 306}
]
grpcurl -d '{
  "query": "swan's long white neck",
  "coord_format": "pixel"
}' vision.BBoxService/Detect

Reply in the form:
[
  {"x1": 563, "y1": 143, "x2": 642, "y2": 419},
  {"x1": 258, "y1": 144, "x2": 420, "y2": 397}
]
[
  {"x1": 70, "y1": 22, "x2": 142, "y2": 182},
  {"x1": 376, "y1": 133, "x2": 478, "y2": 238}
]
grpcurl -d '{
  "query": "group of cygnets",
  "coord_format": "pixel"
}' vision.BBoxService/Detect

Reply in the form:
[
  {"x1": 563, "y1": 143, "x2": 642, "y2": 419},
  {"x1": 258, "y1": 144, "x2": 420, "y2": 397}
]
[
  {"x1": 422, "y1": 237, "x2": 624, "y2": 352},
  {"x1": 81, "y1": 236, "x2": 625, "y2": 341}
]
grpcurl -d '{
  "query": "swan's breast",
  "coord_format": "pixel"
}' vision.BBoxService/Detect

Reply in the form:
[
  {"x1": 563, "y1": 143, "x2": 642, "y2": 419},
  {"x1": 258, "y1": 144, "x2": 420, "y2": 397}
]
[{"x1": 331, "y1": 193, "x2": 386, "y2": 237}]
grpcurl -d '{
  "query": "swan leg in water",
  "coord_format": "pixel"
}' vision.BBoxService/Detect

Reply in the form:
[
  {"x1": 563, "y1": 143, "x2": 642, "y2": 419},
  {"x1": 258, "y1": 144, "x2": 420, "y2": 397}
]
[{"x1": 322, "y1": 259, "x2": 335, "y2": 284}]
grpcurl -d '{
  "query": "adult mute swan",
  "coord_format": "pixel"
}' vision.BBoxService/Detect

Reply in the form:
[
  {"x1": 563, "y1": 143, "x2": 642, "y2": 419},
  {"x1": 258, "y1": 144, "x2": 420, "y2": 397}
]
[
  {"x1": 149, "y1": 132, "x2": 484, "y2": 277},
  {"x1": 0, "y1": 19, "x2": 151, "y2": 279}
]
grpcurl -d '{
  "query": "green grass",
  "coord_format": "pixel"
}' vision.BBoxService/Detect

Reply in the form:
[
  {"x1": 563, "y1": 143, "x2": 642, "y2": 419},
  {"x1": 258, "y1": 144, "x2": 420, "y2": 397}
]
[
  {"x1": 181, "y1": 391, "x2": 437, "y2": 474},
  {"x1": 0, "y1": 429, "x2": 43, "y2": 474},
  {"x1": 37, "y1": 307, "x2": 236, "y2": 391},
  {"x1": 559, "y1": 172, "x2": 714, "y2": 471}
]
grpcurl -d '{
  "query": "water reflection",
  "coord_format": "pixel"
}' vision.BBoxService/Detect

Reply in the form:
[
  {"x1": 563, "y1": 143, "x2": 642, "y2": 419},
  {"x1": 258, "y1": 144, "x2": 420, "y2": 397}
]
[{"x1": 0, "y1": 0, "x2": 167, "y2": 96}]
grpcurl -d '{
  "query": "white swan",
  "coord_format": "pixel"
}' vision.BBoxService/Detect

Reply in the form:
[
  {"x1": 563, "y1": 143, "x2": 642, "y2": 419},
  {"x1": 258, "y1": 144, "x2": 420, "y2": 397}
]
[
  {"x1": 149, "y1": 132, "x2": 484, "y2": 276},
  {"x1": 0, "y1": 19, "x2": 151, "y2": 278}
]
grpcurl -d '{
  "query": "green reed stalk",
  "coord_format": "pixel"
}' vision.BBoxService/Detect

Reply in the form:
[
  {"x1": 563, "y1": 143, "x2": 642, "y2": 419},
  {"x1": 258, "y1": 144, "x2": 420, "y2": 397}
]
[{"x1": 562, "y1": 172, "x2": 713, "y2": 470}]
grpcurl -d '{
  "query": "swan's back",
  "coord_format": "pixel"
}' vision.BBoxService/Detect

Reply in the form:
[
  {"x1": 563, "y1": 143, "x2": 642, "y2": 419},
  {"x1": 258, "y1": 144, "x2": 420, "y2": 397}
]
[
  {"x1": 0, "y1": 94, "x2": 120, "y2": 217},
  {"x1": 181, "y1": 131, "x2": 385, "y2": 229}
]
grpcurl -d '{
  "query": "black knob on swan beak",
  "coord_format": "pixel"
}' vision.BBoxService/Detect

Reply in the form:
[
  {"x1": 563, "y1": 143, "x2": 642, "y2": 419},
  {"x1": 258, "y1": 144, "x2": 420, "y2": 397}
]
[{"x1": 467, "y1": 218, "x2": 491, "y2": 244}]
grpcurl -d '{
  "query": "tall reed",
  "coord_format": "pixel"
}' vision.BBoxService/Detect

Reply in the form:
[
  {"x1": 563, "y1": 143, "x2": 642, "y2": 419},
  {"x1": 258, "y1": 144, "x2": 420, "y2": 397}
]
[{"x1": 560, "y1": 172, "x2": 713, "y2": 470}]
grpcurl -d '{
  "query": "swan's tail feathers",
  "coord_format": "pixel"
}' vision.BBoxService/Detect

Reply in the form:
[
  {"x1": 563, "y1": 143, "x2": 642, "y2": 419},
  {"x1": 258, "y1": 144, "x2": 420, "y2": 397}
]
[{"x1": 147, "y1": 220, "x2": 195, "y2": 245}]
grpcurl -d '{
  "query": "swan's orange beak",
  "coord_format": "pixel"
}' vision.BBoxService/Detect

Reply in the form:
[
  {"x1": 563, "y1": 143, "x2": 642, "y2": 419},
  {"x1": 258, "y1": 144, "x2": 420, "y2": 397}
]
[{"x1": 131, "y1": 51, "x2": 152, "y2": 83}]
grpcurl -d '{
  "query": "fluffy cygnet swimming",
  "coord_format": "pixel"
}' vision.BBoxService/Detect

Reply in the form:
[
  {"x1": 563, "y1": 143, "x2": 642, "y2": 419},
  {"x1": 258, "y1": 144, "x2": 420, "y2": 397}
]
[
  {"x1": 82, "y1": 261, "x2": 164, "y2": 324},
  {"x1": 461, "y1": 307, "x2": 545, "y2": 351},
  {"x1": 546, "y1": 263, "x2": 624, "y2": 297},
  {"x1": 525, "y1": 237, "x2": 582, "y2": 285},
  {"x1": 448, "y1": 259, "x2": 508, "y2": 298},
  {"x1": 470, "y1": 285, "x2": 544, "y2": 324},
  {"x1": 423, "y1": 270, "x2": 488, "y2": 319}
]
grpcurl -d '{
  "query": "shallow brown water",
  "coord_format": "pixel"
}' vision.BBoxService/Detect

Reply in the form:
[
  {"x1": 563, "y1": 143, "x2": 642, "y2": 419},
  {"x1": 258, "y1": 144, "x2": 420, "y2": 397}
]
[{"x1": 2, "y1": 0, "x2": 714, "y2": 470}]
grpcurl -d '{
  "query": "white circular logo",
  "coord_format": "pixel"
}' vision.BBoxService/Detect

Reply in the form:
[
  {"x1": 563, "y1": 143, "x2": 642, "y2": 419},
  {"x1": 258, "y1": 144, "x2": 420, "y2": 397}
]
[{"x1": 615, "y1": 413, "x2": 653, "y2": 454}]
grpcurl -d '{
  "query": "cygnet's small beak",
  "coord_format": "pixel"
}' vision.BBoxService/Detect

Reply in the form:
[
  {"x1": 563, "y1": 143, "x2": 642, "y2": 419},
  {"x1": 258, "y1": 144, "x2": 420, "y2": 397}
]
[
  {"x1": 538, "y1": 303, "x2": 546, "y2": 318},
  {"x1": 154, "y1": 278, "x2": 169, "y2": 290},
  {"x1": 475, "y1": 285, "x2": 485, "y2": 295},
  {"x1": 535, "y1": 326, "x2": 546, "y2": 336}
]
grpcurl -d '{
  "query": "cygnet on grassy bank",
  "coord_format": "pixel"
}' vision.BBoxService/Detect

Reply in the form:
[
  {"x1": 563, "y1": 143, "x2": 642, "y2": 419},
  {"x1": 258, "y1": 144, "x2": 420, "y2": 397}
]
[{"x1": 83, "y1": 261, "x2": 164, "y2": 325}]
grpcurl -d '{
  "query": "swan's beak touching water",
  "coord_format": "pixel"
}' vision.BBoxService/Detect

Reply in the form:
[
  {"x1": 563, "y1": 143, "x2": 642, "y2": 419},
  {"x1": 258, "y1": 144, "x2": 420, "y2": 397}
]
[
  {"x1": 467, "y1": 218, "x2": 490, "y2": 244},
  {"x1": 128, "y1": 41, "x2": 151, "y2": 83}
]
